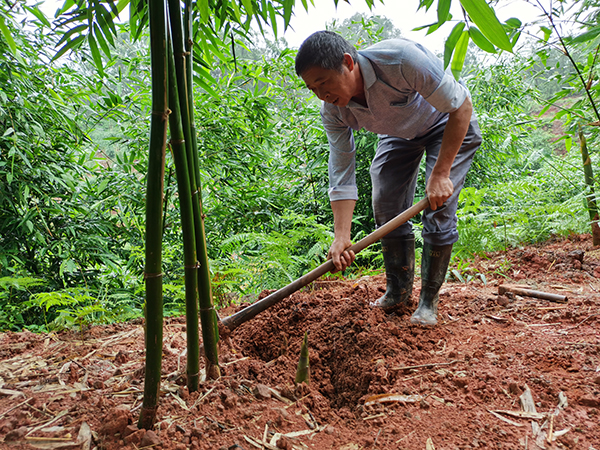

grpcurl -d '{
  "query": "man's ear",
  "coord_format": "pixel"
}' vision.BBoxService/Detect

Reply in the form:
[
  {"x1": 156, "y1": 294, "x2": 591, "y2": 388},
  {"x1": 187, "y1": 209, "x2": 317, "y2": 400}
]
[{"x1": 343, "y1": 53, "x2": 355, "y2": 71}]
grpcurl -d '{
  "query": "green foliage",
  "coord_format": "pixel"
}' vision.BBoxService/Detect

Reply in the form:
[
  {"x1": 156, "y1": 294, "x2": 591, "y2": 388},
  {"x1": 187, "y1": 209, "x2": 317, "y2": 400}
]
[
  {"x1": 26, "y1": 289, "x2": 110, "y2": 332},
  {"x1": 3, "y1": 0, "x2": 600, "y2": 335},
  {"x1": 0, "y1": 276, "x2": 45, "y2": 331},
  {"x1": 455, "y1": 155, "x2": 589, "y2": 258},
  {"x1": 465, "y1": 57, "x2": 540, "y2": 186},
  {"x1": 213, "y1": 212, "x2": 333, "y2": 301},
  {"x1": 327, "y1": 13, "x2": 402, "y2": 47},
  {"x1": 0, "y1": 11, "x2": 147, "y2": 330}
]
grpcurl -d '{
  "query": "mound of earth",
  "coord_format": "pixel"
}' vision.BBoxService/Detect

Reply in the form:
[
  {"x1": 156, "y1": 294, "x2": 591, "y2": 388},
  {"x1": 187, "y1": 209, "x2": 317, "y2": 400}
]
[{"x1": 1, "y1": 234, "x2": 599, "y2": 450}]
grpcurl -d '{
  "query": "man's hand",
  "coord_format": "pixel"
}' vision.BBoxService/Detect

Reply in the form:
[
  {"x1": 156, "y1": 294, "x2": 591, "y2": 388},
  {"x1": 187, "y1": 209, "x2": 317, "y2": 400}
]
[
  {"x1": 329, "y1": 199, "x2": 357, "y2": 273},
  {"x1": 328, "y1": 237, "x2": 355, "y2": 273},
  {"x1": 426, "y1": 174, "x2": 454, "y2": 211},
  {"x1": 426, "y1": 96, "x2": 472, "y2": 211}
]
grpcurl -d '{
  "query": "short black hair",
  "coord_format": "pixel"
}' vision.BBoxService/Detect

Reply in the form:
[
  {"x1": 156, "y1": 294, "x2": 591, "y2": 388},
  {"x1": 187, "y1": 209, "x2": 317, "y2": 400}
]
[{"x1": 295, "y1": 31, "x2": 359, "y2": 76}]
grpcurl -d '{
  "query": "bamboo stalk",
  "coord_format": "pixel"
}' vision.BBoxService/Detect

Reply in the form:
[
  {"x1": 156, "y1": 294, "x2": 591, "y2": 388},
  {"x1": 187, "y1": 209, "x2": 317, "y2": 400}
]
[
  {"x1": 183, "y1": 0, "x2": 220, "y2": 380},
  {"x1": 580, "y1": 127, "x2": 600, "y2": 246},
  {"x1": 139, "y1": 0, "x2": 168, "y2": 431},
  {"x1": 167, "y1": 0, "x2": 201, "y2": 392},
  {"x1": 166, "y1": 21, "x2": 202, "y2": 393},
  {"x1": 168, "y1": 0, "x2": 220, "y2": 381}
]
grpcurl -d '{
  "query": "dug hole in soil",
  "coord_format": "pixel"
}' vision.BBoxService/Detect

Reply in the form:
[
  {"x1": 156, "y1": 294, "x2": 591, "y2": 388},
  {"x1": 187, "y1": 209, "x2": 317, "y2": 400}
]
[{"x1": 1, "y1": 234, "x2": 600, "y2": 450}]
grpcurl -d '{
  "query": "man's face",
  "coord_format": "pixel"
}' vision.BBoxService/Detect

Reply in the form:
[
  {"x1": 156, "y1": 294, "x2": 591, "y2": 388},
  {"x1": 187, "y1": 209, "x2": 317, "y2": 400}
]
[{"x1": 301, "y1": 54, "x2": 359, "y2": 107}]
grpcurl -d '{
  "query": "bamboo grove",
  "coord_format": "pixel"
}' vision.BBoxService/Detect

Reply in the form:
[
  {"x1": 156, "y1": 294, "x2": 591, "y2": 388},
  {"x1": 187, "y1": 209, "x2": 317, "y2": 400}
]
[
  {"x1": 140, "y1": 0, "x2": 221, "y2": 428},
  {"x1": 2, "y1": 0, "x2": 600, "y2": 431}
]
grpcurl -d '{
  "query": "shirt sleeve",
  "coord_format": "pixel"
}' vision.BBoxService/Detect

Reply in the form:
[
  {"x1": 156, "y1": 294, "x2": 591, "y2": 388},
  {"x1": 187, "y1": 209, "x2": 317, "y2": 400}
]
[
  {"x1": 399, "y1": 42, "x2": 468, "y2": 113},
  {"x1": 321, "y1": 105, "x2": 359, "y2": 202}
]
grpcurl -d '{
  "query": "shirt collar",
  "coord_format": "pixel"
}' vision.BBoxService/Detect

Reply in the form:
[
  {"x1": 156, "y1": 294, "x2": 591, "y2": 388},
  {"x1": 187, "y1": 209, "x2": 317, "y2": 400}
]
[
  {"x1": 357, "y1": 53, "x2": 377, "y2": 89},
  {"x1": 345, "y1": 53, "x2": 375, "y2": 108}
]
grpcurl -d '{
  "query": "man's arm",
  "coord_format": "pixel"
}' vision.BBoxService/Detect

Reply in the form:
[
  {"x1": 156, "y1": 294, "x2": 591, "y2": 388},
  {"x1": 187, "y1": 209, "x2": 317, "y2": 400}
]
[
  {"x1": 426, "y1": 96, "x2": 473, "y2": 210},
  {"x1": 328, "y1": 199, "x2": 356, "y2": 272}
]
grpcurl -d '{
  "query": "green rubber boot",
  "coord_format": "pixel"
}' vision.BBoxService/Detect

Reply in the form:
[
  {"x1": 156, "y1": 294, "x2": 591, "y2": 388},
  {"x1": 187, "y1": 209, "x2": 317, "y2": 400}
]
[
  {"x1": 371, "y1": 236, "x2": 415, "y2": 312},
  {"x1": 410, "y1": 243, "x2": 453, "y2": 326}
]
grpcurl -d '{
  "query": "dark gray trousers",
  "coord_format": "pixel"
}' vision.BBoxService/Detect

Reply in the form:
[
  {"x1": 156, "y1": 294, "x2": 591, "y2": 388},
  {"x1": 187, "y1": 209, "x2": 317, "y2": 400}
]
[{"x1": 370, "y1": 118, "x2": 482, "y2": 245}]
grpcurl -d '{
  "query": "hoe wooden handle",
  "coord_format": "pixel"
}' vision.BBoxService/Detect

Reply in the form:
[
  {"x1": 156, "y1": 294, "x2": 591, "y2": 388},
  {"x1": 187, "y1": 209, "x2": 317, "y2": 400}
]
[{"x1": 220, "y1": 197, "x2": 430, "y2": 332}]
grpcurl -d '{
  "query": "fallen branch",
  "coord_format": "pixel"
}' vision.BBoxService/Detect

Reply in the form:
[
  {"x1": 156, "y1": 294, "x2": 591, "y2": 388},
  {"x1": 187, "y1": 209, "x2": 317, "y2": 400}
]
[
  {"x1": 364, "y1": 393, "x2": 423, "y2": 406},
  {"x1": 488, "y1": 410, "x2": 525, "y2": 427},
  {"x1": 392, "y1": 360, "x2": 461, "y2": 371},
  {"x1": 491, "y1": 409, "x2": 547, "y2": 420},
  {"x1": 498, "y1": 285, "x2": 567, "y2": 303},
  {"x1": 0, "y1": 397, "x2": 31, "y2": 419}
]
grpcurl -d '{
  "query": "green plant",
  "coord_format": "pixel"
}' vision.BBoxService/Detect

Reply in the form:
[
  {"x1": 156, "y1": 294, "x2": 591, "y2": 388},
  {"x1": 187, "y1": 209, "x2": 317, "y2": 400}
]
[
  {"x1": 0, "y1": 276, "x2": 45, "y2": 331},
  {"x1": 27, "y1": 289, "x2": 108, "y2": 333}
]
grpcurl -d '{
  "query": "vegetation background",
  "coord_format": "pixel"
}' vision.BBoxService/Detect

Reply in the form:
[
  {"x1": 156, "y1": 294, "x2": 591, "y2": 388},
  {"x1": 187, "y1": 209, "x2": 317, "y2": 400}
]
[{"x1": 0, "y1": 0, "x2": 598, "y2": 336}]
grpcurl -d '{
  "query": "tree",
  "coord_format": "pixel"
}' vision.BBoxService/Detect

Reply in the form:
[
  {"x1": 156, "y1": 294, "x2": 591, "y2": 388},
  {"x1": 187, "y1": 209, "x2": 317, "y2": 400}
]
[{"x1": 329, "y1": 12, "x2": 402, "y2": 46}]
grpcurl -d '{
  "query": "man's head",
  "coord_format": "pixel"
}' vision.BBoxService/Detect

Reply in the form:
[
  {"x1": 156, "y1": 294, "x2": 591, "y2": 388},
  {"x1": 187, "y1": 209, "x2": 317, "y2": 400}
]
[
  {"x1": 295, "y1": 31, "x2": 363, "y2": 108},
  {"x1": 294, "y1": 31, "x2": 358, "y2": 76}
]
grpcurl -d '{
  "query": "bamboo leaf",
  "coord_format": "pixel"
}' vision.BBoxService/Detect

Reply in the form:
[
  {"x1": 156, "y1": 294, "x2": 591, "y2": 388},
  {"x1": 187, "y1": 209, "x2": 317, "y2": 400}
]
[
  {"x1": 570, "y1": 25, "x2": 600, "y2": 44},
  {"x1": 412, "y1": 22, "x2": 436, "y2": 32},
  {"x1": 198, "y1": 0, "x2": 209, "y2": 22},
  {"x1": 53, "y1": 34, "x2": 86, "y2": 61},
  {"x1": 193, "y1": 73, "x2": 218, "y2": 97},
  {"x1": 23, "y1": 5, "x2": 52, "y2": 27},
  {"x1": 437, "y1": 0, "x2": 451, "y2": 25},
  {"x1": 460, "y1": 0, "x2": 513, "y2": 52},
  {"x1": 540, "y1": 25, "x2": 552, "y2": 42},
  {"x1": 511, "y1": 30, "x2": 521, "y2": 46},
  {"x1": 469, "y1": 25, "x2": 496, "y2": 53},
  {"x1": 451, "y1": 29, "x2": 469, "y2": 78},
  {"x1": 505, "y1": 17, "x2": 521, "y2": 29},
  {"x1": 230, "y1": 0, "x2": 242, "y2": 22},
  {"x1": 55, "y1": 23, "x2": 88, "y2": 49},
  {"x1": 268, "y1": 3, "x2": 277, "y2": 37},
  {"x1": 282, "y1": 0, "x2": 293, "y2": 30},
  {"x1": 116, "y1": 0, "x2": 130, "y2": 14},
  {"x1": 57, "y1": 0, "x2": 76, "y2": 16},
  {"x1": 0, "y1": 16, "x2": 21, "y2": 62},
  {"x1": 87, "y1": 33, "x2": 104, "y2": 74},
  {"x1": 444, "y1": 21, "x2": 465, "y2": 69},
  {"x1": 96, "y1": 7, "x2": 117, "y2": 46},
  {"x1": 93, "y1": 23, "x2": 112, "y2": 58},
  {"x1": 426, "y1": 22, "x2": 441, "y2": 35},
  {"x1": 240, "y1": 0, "x2": 254, "y2": 15},
  {"x1": 419, "y1": 0, "x2": 435, "y2": 11}
]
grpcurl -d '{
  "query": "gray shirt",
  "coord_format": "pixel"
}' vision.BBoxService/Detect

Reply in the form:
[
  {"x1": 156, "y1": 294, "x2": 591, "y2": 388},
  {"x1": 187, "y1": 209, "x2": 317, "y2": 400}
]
[{"x1": 321, "y1": 38, "x2": 469, "y2": 201}]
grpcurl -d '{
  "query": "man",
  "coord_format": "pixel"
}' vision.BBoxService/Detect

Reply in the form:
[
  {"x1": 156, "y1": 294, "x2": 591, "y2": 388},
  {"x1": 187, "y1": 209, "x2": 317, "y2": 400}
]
[{"x1": 294, "y1": 31, "x2": 482, "y2": 326}]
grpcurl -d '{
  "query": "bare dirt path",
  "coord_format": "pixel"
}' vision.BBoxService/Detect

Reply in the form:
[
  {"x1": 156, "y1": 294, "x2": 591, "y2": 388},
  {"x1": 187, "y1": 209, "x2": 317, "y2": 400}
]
[{"x1": 1, "y1": 234, "x2": 599, "y2": 450}]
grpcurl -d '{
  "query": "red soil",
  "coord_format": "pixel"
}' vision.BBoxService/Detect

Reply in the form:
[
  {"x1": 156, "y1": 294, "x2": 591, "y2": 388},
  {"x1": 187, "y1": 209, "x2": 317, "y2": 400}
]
[{"x1": 1, "y1": 234, "x2": 599, "y2": 450}]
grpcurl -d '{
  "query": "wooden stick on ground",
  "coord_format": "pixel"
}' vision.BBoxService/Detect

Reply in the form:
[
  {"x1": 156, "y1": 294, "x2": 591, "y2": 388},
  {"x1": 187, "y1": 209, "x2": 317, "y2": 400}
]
[{"x1": 498, "y1": 285, "x2": 568, "y2": 304}]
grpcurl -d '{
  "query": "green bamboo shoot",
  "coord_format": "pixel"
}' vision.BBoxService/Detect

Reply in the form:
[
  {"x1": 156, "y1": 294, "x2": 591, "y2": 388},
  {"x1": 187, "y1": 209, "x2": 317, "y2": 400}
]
[{"x1": 295, "y1": 332, "x2": 310, "y2": 385}]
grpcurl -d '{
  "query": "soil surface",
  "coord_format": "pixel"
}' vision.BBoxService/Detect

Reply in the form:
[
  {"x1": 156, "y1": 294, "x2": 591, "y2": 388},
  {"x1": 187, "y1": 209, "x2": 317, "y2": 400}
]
[{"x1": 1, "y1": 234, "x2": 600, "y2": 450}]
